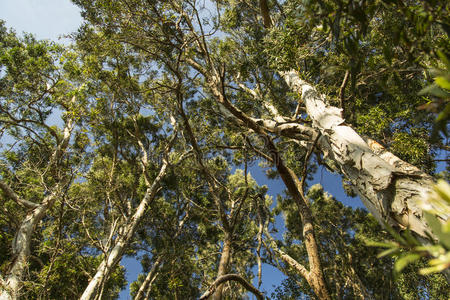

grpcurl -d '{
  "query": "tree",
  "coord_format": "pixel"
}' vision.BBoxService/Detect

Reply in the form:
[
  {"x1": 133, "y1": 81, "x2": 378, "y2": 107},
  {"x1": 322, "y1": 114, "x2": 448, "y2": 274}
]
[
  {"x1": 69, "y1": 0, "x2": 448, "y2": 297},
  {"x1": 0, "y1": 22, "x2": 82, "y2": 299},
  {"x1": 1, "y1": 0, "x2": 449, "y2": 298}
]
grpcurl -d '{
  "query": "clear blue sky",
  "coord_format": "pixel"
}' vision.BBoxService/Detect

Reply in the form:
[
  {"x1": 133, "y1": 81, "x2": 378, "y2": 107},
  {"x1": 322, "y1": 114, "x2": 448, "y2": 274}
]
[
  {"x1": 0, "y1": 1, "x2": 365, "y2": 299},
  {"x1": 0, "y1": 0, "x2": 82, "y2": 42}
]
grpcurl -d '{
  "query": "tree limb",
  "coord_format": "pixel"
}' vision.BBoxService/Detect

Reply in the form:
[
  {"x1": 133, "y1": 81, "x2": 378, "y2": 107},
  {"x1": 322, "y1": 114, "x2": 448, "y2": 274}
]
[
  {"x1": 199, "y1": 274, "x2": 264, "y2": 300},
  {"x1": 259, "y1": 0, "x2": 272, "y2": 28},
  {"x1": 0, "y1": 180, "x2": 39, "y2": 209}
]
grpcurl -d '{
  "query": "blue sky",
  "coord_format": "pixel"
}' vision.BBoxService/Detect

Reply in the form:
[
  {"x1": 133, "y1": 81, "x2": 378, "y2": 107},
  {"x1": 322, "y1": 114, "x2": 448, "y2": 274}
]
[
  {"x1": 0, "y1": 0, "x2": 82, "y2": 42},
  {"x1": 0, "y1": 1, "x2": 366, "y2": 299}
]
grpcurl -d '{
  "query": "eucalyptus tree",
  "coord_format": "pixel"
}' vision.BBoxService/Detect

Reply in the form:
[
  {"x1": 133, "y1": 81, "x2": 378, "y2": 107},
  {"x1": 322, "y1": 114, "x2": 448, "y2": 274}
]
[
  {"x1": 1, "y1": 0, "x2": 444, "y2": 298},
  {"x1": 70, "y1": 0, "x2": 449, "y2": 298},
  {"x1": 0, "y1": 22, "x2": 88, "y2": 300},
  {"x1": 61, "y1": 27, "x2": 198, "y2": 300},
  {"x1": 70, "y1": 1, "x2": 329, "y2": 297}
]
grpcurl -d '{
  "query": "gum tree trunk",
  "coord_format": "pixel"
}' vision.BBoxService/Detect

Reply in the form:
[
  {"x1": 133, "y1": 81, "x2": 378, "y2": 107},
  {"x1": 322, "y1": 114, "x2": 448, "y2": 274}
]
[
  {"x1": 283, "y1": 70, "x2": 440, "y2": 237},
  {"x1": 0, "y1": 192, "x2": 59, "y2": 300},
  {"x1": 0, "y1": 118, "x2": 74, "y2": 300},
  {"x1": 134, "y1": 256, "x2": 163, "y2": 300}
]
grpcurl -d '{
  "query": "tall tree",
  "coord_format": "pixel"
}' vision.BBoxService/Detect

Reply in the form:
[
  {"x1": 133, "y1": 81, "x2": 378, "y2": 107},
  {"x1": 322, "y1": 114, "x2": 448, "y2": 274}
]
[
  {"x1": 1, "y1": 0, "x2": 449, "y2": 298},
  {"x1": 0, "y1": 23, "x2": 83, "y2": 300}
]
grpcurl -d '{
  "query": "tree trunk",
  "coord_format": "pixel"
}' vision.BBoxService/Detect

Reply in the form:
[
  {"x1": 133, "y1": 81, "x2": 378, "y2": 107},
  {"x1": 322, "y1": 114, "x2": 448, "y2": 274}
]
[
  {"x1": 134, "y1": 256, "x2": 163, "y2": 300},
  {"x1": 0, "y1": 195, "x2": 58, "y2": 300},
  {"x1": 282, "y1": 70, "x2": 441, "y2": 238},
  {"x1": 212, "y1": 237, "x2": 232, "y2": 300},
  {"x1": 80, "y1": 160, "x2": 169, "y2": 300},
  {"x1": 268, "y1": 149, "x2": 331, "y2": 300}
]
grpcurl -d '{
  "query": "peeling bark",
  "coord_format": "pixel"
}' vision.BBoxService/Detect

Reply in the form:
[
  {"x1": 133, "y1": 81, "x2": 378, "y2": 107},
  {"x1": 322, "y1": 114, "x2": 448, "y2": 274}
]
[{"x1": 282, "y1": 70, "x2": 442, "y2": 237}]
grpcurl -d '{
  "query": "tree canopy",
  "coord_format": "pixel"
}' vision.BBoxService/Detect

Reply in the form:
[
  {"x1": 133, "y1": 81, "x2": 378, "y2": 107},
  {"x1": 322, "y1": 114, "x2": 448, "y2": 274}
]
[{"x1": 0, "y1": 0, "x2": 449, "y2": 299}]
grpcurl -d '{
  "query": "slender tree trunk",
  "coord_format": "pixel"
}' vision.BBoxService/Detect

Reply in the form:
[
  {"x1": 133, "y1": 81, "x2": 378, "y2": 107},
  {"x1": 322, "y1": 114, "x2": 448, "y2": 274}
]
[
  {"x1": 142, "y1": 273, "x2": 159, "y2": 300},
  {"x1": 266, "y1": 230, "x2": 330, "y2": 300},
  {"x1": 134, "y1": 256, "x2": 163, "y2": 300},
  {"x1": 0, "y1": 194, "x2": 58, "y2": 300},
  {"x1": 80, "y1": 160, "x2": 169, "y2": 300},
  {"x1": 270, "y1": 155, "x2": 331, "y2": 300},
  {"x1": 212, "y1": 237, "x2": 232, "y2": 300}
]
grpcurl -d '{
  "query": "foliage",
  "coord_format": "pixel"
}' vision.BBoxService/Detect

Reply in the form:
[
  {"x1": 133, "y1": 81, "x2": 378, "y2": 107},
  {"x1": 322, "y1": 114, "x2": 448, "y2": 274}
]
[
  {"x1": 272, "y1": 184, "x2": 449, "y2": 299},
  {"x1": 418, "y1": 51, "x2": 450, "y2": 138},
  {"x1": 371, "y1": 180, "x2": 450, "y2": 279},
  {"x1": 0, "y1": 0, "x2": 449, "y2": 299}
]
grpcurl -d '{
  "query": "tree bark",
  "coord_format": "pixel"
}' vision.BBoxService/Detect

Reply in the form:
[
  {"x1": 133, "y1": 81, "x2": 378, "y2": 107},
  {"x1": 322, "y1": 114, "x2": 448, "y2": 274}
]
[
  {"x1": 200, "y1": 274, "x2": 264, "y2": 300},
  {"x1": 282, "y1": 70, "x2": 442, "y2": 238},
  {"x1": 259, "y1": 0, "x2": 272, "y2": 28},
  {"x1": 265, "y1": 140, "x2": 331, "y2": 300},
  {"x1": 0, "y1": 191, "x2": 60, "y2": 300},
  {"x1": 212, "y1": 237, "x2": 232, "y2": 300}
]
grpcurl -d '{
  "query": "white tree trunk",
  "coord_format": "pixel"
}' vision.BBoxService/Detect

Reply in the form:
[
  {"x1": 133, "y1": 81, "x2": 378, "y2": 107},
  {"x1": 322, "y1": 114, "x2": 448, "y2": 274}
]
[
  {"x1": 0, "y1": 199, "x2": 55, "y2": 300},
  {"x1": 282, "y1": 70, "x2": 444, "y2": 237},
  {"x1": 134, "y1": 256, "x2": 162, "y2": 300},
  {"x1": 79, "y1": 160, "x2": 169, "y2": 300}
]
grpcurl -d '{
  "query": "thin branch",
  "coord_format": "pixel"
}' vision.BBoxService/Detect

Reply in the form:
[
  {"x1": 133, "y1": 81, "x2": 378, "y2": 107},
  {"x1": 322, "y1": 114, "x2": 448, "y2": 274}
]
[
  {"x1": 339, "y1": 70, "x2": 350, "y2": 112},
  {"x1": 199, "y1": 274, "x2": 264, "y2": 300}
]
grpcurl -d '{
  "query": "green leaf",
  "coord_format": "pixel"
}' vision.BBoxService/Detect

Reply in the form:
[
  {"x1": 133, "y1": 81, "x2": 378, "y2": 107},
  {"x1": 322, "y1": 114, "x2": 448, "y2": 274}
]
[
  {"x1": 437, "y1": 50, "x2": 450, "y2": 70},
  {"x1": 364, "y1": 239, "x2": 398, "y2": 248},
  {"x1": 435, "y1": 77, "x2": 450, "y2": 90},
  {"x1": 433, "y1": 180, "x2": 450, "y2": 204},
  {"x1": 382, "y1": 221, "x2": 407, "y2": 245},
  {"x1": 377, "y1": 247, "x2": 401, "y2": 258},
  {"x1": 424, "y1": 211, "x2": 450, "y2": 249},
  {"x1": 403, "y1": 229, "x2": 421, "y2": 247},
  {"x1": 418, "y1": 84, "x2": 450, "y2": 98},
  {"x1": 419, "y1": 264, "x2": 449, "y2": 275},
  {"x1": 394, "y1": 253, "x2": 421, "y2": 273}
]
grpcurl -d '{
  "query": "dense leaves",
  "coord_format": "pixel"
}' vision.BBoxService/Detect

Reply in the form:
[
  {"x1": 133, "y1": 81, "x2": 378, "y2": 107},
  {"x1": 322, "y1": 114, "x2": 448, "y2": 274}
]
[{"x1": 0, "y1": 0, "x2": 449, "y2": 299}]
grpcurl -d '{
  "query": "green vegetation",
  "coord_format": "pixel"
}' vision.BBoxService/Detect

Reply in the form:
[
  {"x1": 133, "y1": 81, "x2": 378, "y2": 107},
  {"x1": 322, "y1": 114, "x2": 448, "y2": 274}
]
[{"x1": 0, "y1": 0, "x2": 449, "y2": 299}]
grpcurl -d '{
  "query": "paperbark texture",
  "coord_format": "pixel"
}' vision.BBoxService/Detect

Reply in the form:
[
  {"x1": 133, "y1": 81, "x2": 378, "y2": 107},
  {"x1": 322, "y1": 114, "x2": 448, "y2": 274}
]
[{"x1": 283, "y1": 70, "x2": 439, "y2": 237}]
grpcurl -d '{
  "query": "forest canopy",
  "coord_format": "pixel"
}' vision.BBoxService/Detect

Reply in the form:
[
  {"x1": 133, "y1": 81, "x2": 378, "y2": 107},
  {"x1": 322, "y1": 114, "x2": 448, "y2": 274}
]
[{"x1": 0, "y1": 0, "x2": 449, "y2": 299}]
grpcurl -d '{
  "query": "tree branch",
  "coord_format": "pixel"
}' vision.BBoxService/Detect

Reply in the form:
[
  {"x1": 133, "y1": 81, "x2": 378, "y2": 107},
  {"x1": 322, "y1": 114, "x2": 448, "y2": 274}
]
[
  {"x1": 0, "y1": 180, "x2": 39, "y2": 209},
  {"x1": 259, "y1": 0, "x2": 272, "y2": 28},
  {"x1": 199, "y1": 274, "x2": 264, "y2": 300}
]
